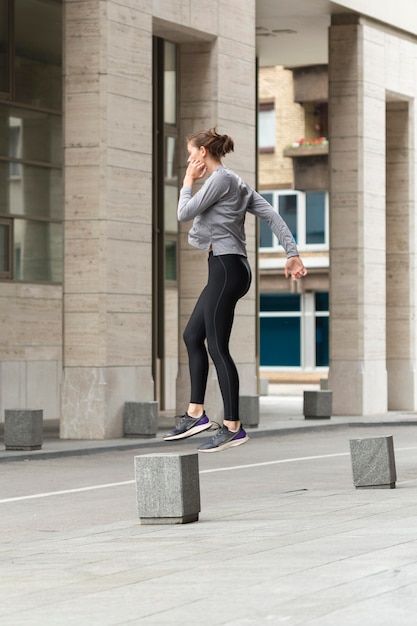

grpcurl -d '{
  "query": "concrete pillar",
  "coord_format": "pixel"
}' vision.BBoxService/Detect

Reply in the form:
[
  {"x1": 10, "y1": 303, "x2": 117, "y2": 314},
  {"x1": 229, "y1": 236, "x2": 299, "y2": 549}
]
[
  {"x1": 176, "y1": 2, "x2": 258, "y2": 421},
  {"x1": 386, "y1": 102, "x2": 416, "y2": 409},
  {"x1": 61, "y1": 1, "x2": 154, "y2": 438},
  {"x1": 328, "y1": 17, "x2": 387, "y2": 415}
]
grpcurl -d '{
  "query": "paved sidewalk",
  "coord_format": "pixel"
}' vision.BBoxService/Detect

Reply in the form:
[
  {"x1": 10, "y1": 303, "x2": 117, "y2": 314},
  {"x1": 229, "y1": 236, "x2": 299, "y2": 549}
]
[
  {"x1": 1, "y1": 384, "x2": 417, "y2": 462},
  {"x1": 2, "y1": 387, "x2": 417, "y2": 624}
]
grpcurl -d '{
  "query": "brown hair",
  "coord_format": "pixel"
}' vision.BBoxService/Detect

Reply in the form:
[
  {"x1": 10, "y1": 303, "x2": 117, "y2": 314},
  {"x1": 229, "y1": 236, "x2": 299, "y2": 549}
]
[{"x1": 187, "y1": 128, "x2": 234, "y2": 159}]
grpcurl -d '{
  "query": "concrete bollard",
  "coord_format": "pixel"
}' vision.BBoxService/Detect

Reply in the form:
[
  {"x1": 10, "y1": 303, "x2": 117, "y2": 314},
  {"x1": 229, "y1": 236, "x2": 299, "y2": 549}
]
[
  {"x1": 123, "y1": 401, "x2": 158, "y2": 438},
  {"x1": 239, "y1": 395, "x2": 259, "y2": 428},
  {"x1": 349, "y1": 436, "x2": 397, "y2": 489},
  {"x1": 134, "y1": 453, "x2": 200, "y2": 524},
  {"x1": 4, "y1": 409, "x2": 43, "y2": 450},
  {"x1": 303, "y1": 390, "x2": 332, "y2": 419}
]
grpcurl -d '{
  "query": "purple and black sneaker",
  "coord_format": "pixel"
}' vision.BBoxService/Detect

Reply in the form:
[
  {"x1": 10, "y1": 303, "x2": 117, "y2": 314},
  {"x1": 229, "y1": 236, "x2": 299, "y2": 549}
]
[
  {"x1": 197, "y1": 424, "x2": 249, "y2": 453},
  {"x1": 163, "y1": 413, "x2": 212, "y2": 441}
]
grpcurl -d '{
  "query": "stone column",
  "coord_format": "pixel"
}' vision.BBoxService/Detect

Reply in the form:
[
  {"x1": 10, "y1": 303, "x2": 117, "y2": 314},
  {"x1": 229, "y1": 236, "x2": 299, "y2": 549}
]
[
  {"x1": 61, "y1": 1, "x2": 154, "y2": 438},
  {"x1": 328, "y1": 17, "x2": 387, "y2": 415},
  {"x1": 176, "y1": 1, "x2": 257, "y2": 420},
  {"x1": 386, "y1": 102, "x2": 416, "y2": 409}
]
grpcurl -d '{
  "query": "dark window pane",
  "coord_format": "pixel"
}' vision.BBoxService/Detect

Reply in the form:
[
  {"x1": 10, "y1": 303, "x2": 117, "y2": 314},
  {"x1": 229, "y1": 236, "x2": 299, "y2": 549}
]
[
  {"x1": 259, "y1": 193, "x2": 274, "y2": 247},
  {"x1": 165, "y1": 240, "x2": 177, "y2": 281},
  {"x1": 14, "y1": 0, "x2": 62, "y2": 110},
  {"x1": 306, "y1": 191, "x2": 325, "y2": 244},
  {"x1": 0, "y1": 220, "x2": 11, "y2": 274},
  {"x1": 0, "y1": 2, "x2": 9, "y2": 94},
  {"x1": 279, "y1": 194, "x2": 297, "y2": 242},
  {"x1": 260, "y1": 219, "x2": 273, "y2": 247},
  {"x1": 315, "y1": 291, "x2": 329, "y2": 312},
  {"x1": 260, "y1": 317, "x2": 301, "y2": 366},
  {"x1": 260, "y1": 293, "x2": 300, "y2": 313},
  {"x1": 316, "y1": 316, "x2": 329, "y2": 366},
  {"x1": 13, "y1": 219, "x2": 62, "y2": 282}
]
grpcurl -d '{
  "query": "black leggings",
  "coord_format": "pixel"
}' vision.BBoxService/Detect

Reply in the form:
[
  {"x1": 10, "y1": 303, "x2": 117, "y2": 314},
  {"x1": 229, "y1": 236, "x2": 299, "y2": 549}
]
[{"x1": 183, "y1": 253, "x2": 252, "y2": 421}]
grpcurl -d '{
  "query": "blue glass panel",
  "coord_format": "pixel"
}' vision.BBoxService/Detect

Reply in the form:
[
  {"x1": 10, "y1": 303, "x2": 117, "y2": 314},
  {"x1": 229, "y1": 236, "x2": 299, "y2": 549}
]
[
  {"x1": 306, "y1": 192, "x2": 325, "y2": 244},
  {"x1": 260, "y1": 317, "x2": 301, "y2": 366},
  {"x1": 315, "y1": 291, "x2": 329, "y2": 312},
  {"x1": 316, "y1": 317, "x2": 329, "y2": 366},
  {"x1": 260, "y1": 293, "x2": 301, "y2": 312},
  {"x1": 279, "y1": 194, "x2": 297, "y2": 242},
  {"x1": 259, "y1": 193, "x2": 274, "y2": 247}
]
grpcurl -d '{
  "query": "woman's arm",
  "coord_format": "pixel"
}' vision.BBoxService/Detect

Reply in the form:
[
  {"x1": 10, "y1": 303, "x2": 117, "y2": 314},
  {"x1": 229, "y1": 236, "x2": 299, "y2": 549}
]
[
  {"x1": 248, "y1": 190, "x2": 307, "y2": 281},
  {"x1": 177, "y1": 166, "x2": 230, "y2": 222}
]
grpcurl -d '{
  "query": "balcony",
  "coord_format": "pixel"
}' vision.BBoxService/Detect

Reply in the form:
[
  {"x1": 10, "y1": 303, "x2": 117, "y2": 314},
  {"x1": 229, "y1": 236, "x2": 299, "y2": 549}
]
[{"x1": 283, "y1": 139, "x2": 329, "y2": 191}]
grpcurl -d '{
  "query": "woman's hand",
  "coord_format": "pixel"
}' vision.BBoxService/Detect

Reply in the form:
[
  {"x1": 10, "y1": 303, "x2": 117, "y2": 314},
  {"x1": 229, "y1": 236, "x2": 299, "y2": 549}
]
[
  {"x1": 285, "y1": 256, "x2": 308, "y2": 282},
  {"x1": 183, "y1": 159, "x2": 207, "y2": 186}
]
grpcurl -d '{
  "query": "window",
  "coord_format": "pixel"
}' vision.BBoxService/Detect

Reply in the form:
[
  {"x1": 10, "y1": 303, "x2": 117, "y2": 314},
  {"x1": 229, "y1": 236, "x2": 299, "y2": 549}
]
[
  {"x1": 259, "y1": 189, "x2": 328, "y2": 250},
  {"x1": 0, "y1": 218, "x2": 12, "y2": 278},
  {"x1": 258, "y1": 102, "x2": 275, "y2": 153},
  {"x1": 0, "y1": 0, "x2": 62, "y2": 282},
  {"x1": 0, "y1": 2, "x2": 10, "y2": 96},
  {"x1": 260, "y1": 294, "x2": 301, "y2": 367},
  {"x1": 260, "y1": 292, "x2": 329, "y2": 370}
]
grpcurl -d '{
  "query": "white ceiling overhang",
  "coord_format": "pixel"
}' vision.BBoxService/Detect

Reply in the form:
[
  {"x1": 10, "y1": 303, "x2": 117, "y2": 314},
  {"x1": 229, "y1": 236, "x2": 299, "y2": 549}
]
[{"x1": 256, "y1": 0, "x2": 417, "y2": 67}]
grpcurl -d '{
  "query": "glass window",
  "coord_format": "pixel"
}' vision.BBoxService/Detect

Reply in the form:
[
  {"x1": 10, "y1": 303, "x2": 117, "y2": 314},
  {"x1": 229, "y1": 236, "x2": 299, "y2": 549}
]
[
  {"x1": 14, "y1": 0, "x2": 62, "y2": 110},
  {"x1": 163, "y1": 41, "x2": 176, "y2": 125},
  {"x1": 316, "y1": 316, "x2": 329, "y2": 366},
  {"x1": 315, "y1": 291, "x2": 329, "y2": 367},
  {"x1": 306, "y1": 191, "x2": 325, "y2": 244},
  {"x1": 260, "y1": 294, "x2": 301, "y2": 367},
  {"x1": 259, "y1": 192, "x2": 273, "y2": 247},
  {"x1": 13, "y1": 219, "x2": 62, "y2": 282},
  {"x1": 260, "y1": 293, "x2": 300, "y2": 312},
  {"x1": 260, "y1": 317, "x2": 301, "y2": 366},
  {"x1": 1, "y1": 163, "x2": 62, "y2": 219},
  {"x1": 315, "y1": 291, "x2": 329, "y2": 312},
  {"x1": 0, "y1": 219, "x2": 12, "y2": 277},
  {"x1": 279, "y1": 194, "x2": 298, "y2": 242},
  {"x1": 258, "y1": 189, "x2": 328, "y2": 250},
  {"x1": 0, "y1": 107, "x2": 62, "y2": 164},
  {"x1": 0, "y1": 2, "x2": 9, "y2": 95},
  {"x1": 260, "y1": 292, "x2": 329, "y2": 369},
  {"x1": 258, "y1": 102, "x2": 275, "y2": 153},
  {"x1": 165, "y1": 240, "x2": 177, "y2": 281},
  {"x1": 0, "y1": 1, "x2": 63, "y2": 282}
]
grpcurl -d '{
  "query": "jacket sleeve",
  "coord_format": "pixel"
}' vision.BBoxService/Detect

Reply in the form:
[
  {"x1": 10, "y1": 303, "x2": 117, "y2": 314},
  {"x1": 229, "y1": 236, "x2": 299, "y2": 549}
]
[
  {"x1": 247, "y1": 190, "x2": 299, "y2": 258},
  {"x1": 177, "y1": 169, "x2": 230, "y2": 222}
]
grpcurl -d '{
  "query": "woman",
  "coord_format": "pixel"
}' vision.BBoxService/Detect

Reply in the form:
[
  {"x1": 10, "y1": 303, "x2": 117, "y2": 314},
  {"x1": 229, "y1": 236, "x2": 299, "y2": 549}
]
[{"x1": 164, "y1": 128, "x2": 307, "y2": 452}]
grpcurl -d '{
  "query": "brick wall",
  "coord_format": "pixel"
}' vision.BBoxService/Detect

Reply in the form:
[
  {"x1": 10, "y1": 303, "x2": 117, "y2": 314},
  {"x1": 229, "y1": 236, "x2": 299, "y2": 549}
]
[{"x1": 258, "y1": 66, "x2": 305, "y2": 190}]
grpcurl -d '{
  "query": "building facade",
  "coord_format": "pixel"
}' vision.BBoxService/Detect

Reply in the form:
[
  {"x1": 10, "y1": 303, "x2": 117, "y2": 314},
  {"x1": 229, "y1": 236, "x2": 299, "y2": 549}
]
[
  {"x1": 1, "y1": 1, "x2": 417, "y2": 440},
  {"x1": 257, "y1": 64, "x2": 330, "y2": 383},
  {"x1": 0, "y1": 0, "x2": 258, "y2": 438}
]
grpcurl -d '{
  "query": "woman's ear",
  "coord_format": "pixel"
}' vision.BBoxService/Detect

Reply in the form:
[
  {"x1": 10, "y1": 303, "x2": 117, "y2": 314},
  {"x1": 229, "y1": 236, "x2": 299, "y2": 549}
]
[{"x1": 199, "y1": 146, "x2": 207, "y2": 158}]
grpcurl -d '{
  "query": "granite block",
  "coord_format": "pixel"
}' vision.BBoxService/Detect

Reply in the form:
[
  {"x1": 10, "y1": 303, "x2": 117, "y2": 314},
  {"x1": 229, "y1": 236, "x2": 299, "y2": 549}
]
[
  {"x1": 123, "y1": 401, "x2": 158, "y2": 438},
  {"x1": 303, "y1": 390, "x2": 332, "y2": 419},
  {"x1": 239, "y1": 395, "x2": 259, "y2": 428},
  {"x1": 350, "y1": 436, "x2": 397, "y2": 489},
  {"x1": 134, "y1": 453, "x2": 200, "y2": 524},
  {"x1": 4, "y1": 409, "x2": 43, "y2": 450}
]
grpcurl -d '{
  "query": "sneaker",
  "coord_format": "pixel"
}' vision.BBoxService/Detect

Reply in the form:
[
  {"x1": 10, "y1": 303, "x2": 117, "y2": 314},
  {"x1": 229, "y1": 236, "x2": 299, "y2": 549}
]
[
  {"x1": 197, "y1": 425, "x2": 249, "y2": 453},
  {"x1": 163, "y1": 413, "x2": 212, "y2": 441}
]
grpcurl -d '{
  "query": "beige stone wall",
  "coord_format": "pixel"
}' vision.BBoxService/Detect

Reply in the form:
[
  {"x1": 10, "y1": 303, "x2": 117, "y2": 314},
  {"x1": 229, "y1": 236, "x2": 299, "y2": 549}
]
[
  {"x1": 0, "y1": 284, "x2": 62, "y2": 421},
  {"x1": 329, "y1": 15, "x2": 417, "y2": 415},
  {"x1": 61, "y1": 0, "x2": 154, "y2": 438},
  {"x1": 258, "y1": 66, "x2": 304, "y2": 190}
]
